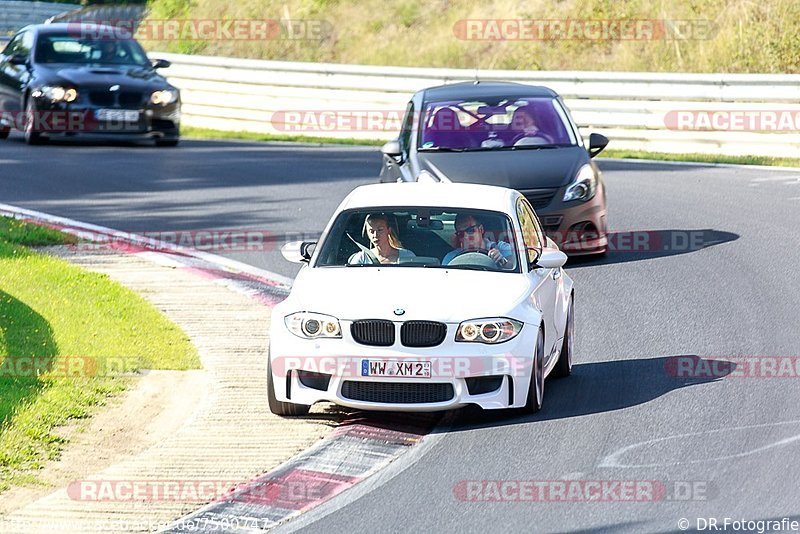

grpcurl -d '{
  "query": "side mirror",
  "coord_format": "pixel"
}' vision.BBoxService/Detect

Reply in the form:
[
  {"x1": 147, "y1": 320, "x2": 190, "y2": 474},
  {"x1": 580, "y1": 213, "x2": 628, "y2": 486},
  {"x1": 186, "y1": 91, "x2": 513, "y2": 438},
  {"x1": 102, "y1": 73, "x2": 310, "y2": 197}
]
[
  {"x1": 151, "y1": 58, "x2": 171, "y2": 69},
  {"x1": 587, "y1": 133, "x2": 609, "y2": 158},
  {"x1": 381, "y1": 139, "x2": 402, "y2": 158},
  {"x1": 280, "y1": 241, "x2": 316, "y2": 263},
  {"x1": 9, "y1": 54, "x2": 28, "y2": 66},
  {"x1": 533, "y1": 248, "x2": 568, "y2": 269}
]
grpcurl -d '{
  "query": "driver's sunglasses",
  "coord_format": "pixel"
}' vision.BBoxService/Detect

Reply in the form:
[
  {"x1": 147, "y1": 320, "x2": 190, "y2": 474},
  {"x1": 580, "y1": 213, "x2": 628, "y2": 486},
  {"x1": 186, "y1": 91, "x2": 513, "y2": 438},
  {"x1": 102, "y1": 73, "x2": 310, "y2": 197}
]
[{"x1": 456, "y1": 224, "x2": 481, "y2": 236}]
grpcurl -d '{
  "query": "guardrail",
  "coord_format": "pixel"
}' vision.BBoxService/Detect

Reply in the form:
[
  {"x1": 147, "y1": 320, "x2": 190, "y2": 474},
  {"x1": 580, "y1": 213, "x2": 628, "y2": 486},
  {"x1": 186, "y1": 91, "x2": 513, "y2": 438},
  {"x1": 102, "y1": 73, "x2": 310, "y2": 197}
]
[
  {"x1": 153, "y1": 52, "x2": 800, "y2": 157},
  {"x1": 0, "y1": 1, "x2": 78, "y2": 35}
]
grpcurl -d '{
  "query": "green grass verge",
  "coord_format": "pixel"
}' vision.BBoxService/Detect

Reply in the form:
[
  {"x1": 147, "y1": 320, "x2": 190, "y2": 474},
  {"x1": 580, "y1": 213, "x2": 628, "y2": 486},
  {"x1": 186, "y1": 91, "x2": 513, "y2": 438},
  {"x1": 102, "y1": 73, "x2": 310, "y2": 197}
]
[
  {"x1": 182, "y1": 126, "x2": 385, "y2": 146},
  {"x1": 183, "y1": 126, "x2": 800, "y2": 168},
  {"x1": 600, "y1": 149, "x2": 800, "y2": 168},
  {"x1": 0, "y1": 217, "x2": 199, "y2": 491}
]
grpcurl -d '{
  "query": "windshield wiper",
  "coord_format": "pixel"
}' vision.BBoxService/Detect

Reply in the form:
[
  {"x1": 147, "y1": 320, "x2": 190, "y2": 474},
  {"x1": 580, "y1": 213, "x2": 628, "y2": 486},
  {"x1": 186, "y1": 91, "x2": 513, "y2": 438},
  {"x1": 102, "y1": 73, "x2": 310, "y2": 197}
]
[
  {"x1": 417, "y1": 147, "x2": 468, "y2": 152},
  {"x1": 508, "y1": 144, "x2": 562, "y2": 150}
]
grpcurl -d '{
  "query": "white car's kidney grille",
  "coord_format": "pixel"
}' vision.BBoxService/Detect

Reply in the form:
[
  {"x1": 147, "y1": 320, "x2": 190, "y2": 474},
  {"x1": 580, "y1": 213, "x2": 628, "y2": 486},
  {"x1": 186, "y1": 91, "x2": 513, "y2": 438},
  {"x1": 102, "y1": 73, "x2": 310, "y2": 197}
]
[
  {"x1": 341, "y1": 381, "x2": 454, "y2": 404},
  {"x1": 351, "y1": 320, "x2": 395, "y2": 346},
  {"x1": 400, "y1": 321, "x2": 447, "y2": 347}
]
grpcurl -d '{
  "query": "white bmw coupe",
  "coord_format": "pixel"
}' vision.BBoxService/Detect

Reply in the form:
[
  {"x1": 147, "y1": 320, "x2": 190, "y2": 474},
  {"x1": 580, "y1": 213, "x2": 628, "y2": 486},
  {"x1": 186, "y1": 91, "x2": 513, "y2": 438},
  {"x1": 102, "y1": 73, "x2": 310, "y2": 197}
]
[{"x1": 268, "y1": 182, "x2": 574, "y2": 415}]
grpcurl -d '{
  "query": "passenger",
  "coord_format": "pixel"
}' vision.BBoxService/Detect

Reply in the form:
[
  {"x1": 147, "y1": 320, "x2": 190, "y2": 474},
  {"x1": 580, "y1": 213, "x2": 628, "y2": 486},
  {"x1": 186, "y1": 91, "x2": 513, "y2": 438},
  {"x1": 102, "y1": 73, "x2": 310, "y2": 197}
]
[
  {"x1": 349, "y1": 213, "x2": 416, "y2": 265},
  {"x1": 442, "y1": 214, "x2": 514, "y2": 267}
]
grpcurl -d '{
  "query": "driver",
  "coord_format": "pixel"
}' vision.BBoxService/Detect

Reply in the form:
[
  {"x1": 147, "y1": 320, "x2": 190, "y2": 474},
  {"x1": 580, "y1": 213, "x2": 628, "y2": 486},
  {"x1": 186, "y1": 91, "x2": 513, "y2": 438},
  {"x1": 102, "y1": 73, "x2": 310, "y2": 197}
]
[
  {"x1": 442, "y1": 214, "x2": 514, "y2": 267},
  {"x1": 97, "y1": 40, "x2": 118, "y2": 62}
]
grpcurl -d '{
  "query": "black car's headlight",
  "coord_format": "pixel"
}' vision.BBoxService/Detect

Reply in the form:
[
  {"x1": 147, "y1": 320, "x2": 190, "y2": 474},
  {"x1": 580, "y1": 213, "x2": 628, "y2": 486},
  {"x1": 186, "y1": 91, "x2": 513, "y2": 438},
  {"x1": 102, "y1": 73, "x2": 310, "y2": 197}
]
[
  {"x1": 285, "y1": 312, "x2": 342, "y2": 339},
  {"x1": 563, "y1": 164, "x2": 597, "y2": 202},
  {"x1": 150, "y1": 89, "x2": 179, "y2": 105},
  {"x1": 456, "y1": 318, "x2": 523, "y2": 344},
  {"x1": 36, "y1": 86, "x2": 78, "y2": 103}
]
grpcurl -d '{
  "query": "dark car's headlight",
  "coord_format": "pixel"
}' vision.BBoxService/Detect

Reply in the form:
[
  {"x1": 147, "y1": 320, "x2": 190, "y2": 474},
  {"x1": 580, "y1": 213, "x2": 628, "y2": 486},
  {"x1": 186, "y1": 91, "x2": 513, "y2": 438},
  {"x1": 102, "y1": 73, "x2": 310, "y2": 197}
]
[
  {"x1": 456, "y1": 318, "x2": 523, "y2": 344},
  {"x1": 150, "y1": 89, "x2": 179, "y2": 105},
  {"x1": 36, "y1": 86, "x2": 78, "y2": 103},
  {"x1": 285, "y1": 312, "x2": 342, "y2": 339},
  {"x1": 563, "y1": 164, "x2": 597, "y2": 202}
]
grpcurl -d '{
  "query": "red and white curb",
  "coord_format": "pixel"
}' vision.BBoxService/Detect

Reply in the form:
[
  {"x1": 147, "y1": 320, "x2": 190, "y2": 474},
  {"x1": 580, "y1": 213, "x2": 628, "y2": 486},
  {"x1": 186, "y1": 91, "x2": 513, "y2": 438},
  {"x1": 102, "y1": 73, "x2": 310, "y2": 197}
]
[
  {"x1": 163, "y1": 414, "x2": 439, "y2": 533},
  {"x1": 0, "y1": 203, "x2": 293, "y2": 307}
]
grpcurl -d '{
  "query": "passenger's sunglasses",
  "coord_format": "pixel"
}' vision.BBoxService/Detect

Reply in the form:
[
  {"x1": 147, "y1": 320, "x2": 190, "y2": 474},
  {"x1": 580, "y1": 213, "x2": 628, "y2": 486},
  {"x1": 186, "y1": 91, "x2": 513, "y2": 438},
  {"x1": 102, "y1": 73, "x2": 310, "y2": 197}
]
[{"x1": 456, "y1": 224, "x2": 481, "y2": 236}]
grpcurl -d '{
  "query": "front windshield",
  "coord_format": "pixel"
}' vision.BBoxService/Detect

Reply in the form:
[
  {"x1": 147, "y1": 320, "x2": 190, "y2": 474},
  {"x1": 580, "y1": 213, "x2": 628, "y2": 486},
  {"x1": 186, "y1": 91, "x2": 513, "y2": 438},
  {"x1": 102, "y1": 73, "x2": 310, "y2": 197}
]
[
  {"x1": 314, "y1": 207, "x2": 520, "y2": 273},
  {"x1": 418, "y1": 96, "x2": 576, "y2": 151},
  {"x1": 35, "y1": 34, "x2": 150, "y2": 67}
]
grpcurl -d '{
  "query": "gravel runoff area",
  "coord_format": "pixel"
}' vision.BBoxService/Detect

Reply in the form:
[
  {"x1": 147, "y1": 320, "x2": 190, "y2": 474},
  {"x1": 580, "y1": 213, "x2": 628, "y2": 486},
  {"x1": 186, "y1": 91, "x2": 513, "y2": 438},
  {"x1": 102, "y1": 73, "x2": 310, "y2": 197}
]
[{"x1": 0, "y1": 246, "x2": 340, "y2": 533}]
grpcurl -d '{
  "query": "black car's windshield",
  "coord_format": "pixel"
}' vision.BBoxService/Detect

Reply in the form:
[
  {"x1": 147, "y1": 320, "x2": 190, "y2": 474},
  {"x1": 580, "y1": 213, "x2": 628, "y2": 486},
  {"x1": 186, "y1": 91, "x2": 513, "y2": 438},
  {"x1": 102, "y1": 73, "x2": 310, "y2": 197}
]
[
  {"x1": 314, "y1": 207, "x2": 520, "y2": 273},
  {"x1": 35, "y1": 35, "x2": 150, "y2": 67},
  {"x1": 418, "y1": 96, "x2": 577, "y2": 152}
]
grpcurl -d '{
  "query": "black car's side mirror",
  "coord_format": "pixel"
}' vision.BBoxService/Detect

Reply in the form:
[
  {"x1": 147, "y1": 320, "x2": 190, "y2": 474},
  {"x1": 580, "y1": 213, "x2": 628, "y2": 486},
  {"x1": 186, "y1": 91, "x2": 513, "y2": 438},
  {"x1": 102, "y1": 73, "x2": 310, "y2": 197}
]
[
  {"x1": 587, "y1": 133, "x2": 609, "y2": 158},
  {"x1": 151, "y1": 58, "x2": 171, "y2": 69},
  {"x1": 9, "y1": 54, "x2": 28, "y2": 66}
]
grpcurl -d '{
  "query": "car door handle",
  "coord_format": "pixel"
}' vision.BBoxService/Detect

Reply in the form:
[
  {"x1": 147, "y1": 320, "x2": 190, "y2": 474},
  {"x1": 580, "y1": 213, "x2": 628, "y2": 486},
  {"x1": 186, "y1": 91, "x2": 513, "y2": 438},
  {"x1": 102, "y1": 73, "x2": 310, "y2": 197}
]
[{"x1": 551, "y1": 268, "x2": 561, "y2": 280}]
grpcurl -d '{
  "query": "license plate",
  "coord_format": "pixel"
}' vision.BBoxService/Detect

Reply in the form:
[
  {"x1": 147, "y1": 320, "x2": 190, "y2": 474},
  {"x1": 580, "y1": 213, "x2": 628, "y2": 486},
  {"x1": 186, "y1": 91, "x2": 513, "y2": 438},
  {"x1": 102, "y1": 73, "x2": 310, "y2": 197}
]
[
  {"x1": 96, "y1": 109, "x2": 139, "y2": 122},
  {"x1": 361, "y1": 359, "x2": 431, "y2": 378}
]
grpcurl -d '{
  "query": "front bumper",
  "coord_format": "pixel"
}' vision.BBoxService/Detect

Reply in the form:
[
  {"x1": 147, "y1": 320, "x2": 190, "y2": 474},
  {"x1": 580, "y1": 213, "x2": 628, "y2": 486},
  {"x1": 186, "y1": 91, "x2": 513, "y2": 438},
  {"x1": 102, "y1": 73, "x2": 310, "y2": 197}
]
[
  {"x1": 26, "y1": 97, "x2": 180, "y2": 139},
  {"x1": 527, "y1": 182, "x2": 608, "y2": 256},
  {"x1": 269, "y1": 320, "x2": 539, "y2": 412}
]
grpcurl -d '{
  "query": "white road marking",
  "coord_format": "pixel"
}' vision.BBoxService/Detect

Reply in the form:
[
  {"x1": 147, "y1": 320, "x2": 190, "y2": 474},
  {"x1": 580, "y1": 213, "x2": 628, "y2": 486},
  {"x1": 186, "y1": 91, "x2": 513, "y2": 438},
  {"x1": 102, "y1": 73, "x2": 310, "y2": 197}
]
[{"x1": 598, "y1": 419, "x2": 800, "y2": 468}]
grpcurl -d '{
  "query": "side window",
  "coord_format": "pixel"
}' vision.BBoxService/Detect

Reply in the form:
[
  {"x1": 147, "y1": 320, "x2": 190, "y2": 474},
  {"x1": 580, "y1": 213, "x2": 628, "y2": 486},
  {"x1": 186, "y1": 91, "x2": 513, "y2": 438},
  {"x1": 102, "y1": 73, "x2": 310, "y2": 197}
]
[
  {"x1": 516, "y1": 198, "x2": 543, "y2": 265},
  {"x1": 20, "y1": 31, "x2": 34, "y2": 57},
  {"x1": 2, "y1": 33, "x2": 24, "y2": 56},
  {"x1": 398, "y1": 101, "x2": 414, "y2": 155}
]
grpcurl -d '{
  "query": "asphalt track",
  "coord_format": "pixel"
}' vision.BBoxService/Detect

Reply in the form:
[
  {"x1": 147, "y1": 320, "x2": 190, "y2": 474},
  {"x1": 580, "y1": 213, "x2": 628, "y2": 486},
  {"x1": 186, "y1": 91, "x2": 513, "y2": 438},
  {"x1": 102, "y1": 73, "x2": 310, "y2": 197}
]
[{"x1": 2, "y1": 134, "x2": 800, "y2": 533}]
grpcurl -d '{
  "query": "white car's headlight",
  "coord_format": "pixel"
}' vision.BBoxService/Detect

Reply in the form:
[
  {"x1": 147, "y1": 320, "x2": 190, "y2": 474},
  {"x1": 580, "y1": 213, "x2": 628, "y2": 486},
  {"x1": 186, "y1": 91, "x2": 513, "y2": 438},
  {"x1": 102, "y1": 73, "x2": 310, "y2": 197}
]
[
  {"x1": 455, "y1": 318, "x2": 523, "y2": 344},
  {"x1": 150, "y1": 89, "x2": 179, "y2": 105},
  {"x1": 40, "y1": 86, "x2": 78, "y2": 103},
  {"x1": 563, "y1": 164, "x2": 597, "y2": 202},
  {"x1": 285, "y1": 312, "x2": 342, "y2": 339}
]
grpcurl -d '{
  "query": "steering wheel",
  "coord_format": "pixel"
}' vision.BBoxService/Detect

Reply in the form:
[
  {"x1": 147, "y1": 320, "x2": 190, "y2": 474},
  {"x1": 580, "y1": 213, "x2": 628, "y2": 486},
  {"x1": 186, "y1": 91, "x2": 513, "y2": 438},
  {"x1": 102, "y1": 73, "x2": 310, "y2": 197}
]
[
  {"x1": 447, "y1": 249, "x2": 500, "y2": 269},
  {"x1": 511, "y1": 132, "x2": 553, "y2": 146}
]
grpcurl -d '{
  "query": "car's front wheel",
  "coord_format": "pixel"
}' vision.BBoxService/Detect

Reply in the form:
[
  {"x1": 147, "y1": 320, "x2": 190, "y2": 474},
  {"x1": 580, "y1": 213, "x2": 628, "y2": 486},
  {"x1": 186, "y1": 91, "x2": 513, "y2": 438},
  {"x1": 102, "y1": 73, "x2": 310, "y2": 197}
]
[
  {"x1": 0, "y1": 125, "x2": 9, "y2": 140},
  {"x1": 523, "y1": 327, "x2": 545, "y2": 413},
  {"x1": 267, "y1": 354, "x2": 310, "y2": 417},
  {"x1": 552, "y1": 293, "x2": 574, "y2": 378}
]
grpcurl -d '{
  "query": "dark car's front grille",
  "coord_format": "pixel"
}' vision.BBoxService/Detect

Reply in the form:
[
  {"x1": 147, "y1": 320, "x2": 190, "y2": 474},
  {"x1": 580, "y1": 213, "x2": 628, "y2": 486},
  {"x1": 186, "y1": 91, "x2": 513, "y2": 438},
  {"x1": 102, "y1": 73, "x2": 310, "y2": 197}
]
[
  {"x1": 119, "y1": 91, "x2": 144, "y2": 108},
  {"x1": 341, "y1": 381, "x2": 454, "y2": 404},
  {"x1": 88, "y1": 91, "x2": 115, "y2": 107},
  {"x1": 351, "y1": 320, "x2": 395, "y2": 346},
  {"x1": 87, "y1": 90, "x2": 144, "y2": 108},
  {"x1": 400, "y1": 321, "x2": 447, "y2": 347},
  {"x1": 521, "y1": 188, "x2": 559, "y2": 209}
]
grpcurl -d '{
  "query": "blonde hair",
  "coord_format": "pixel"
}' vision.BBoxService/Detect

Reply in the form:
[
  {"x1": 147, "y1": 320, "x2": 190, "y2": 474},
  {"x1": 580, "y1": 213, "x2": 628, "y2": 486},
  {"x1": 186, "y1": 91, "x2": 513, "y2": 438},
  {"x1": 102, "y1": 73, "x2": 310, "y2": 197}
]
[{"x1": 363, "y1": 213, "x2": 403, "y2": 249}]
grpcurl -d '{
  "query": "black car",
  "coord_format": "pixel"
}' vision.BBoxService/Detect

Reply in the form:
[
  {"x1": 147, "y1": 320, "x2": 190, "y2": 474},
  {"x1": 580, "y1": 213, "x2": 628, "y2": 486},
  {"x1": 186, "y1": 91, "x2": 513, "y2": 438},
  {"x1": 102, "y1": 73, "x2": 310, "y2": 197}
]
[
  {"x1": 380, "y1": 81, "x2": 609, "y2": 255},
  {"x1": 0, "y1": 23, "x2": 180, "y2": 146}
]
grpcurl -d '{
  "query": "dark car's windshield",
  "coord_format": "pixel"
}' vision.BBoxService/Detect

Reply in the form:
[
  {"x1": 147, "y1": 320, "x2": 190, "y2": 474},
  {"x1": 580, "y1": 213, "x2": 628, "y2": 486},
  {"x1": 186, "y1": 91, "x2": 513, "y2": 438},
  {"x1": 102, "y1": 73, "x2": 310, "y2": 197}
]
[
  {"x1": 34, "y1": 34, "x2": 150, "y2": 67},
  {"x1": 418, "y1": 96, "x2": 577, "y2": 152},
  {"x1": 314, "y1": 207, "x2": 520, "y2": 272}
]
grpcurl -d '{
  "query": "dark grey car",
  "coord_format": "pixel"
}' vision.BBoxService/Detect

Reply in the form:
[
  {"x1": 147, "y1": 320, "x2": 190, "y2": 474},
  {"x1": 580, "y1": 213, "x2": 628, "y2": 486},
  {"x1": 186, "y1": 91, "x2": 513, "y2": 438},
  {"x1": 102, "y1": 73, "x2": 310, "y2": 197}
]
[{"x1": 380, "y1": 81, "x2": 609, "y2": 255}]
